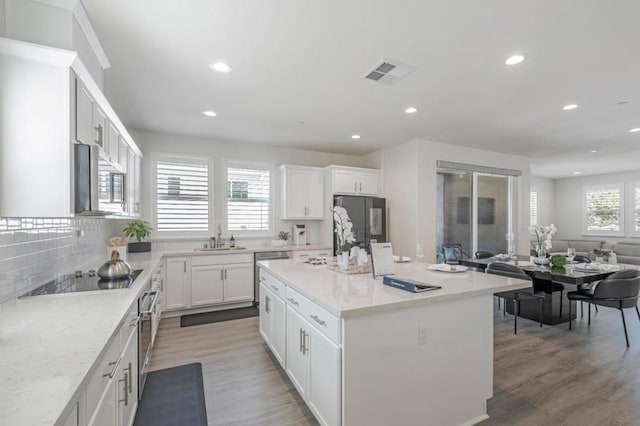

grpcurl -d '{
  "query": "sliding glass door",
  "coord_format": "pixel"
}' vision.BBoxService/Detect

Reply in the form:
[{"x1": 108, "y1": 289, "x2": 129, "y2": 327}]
[{"x1": 436, "y1": 167, "x2": 515, "y2": 262}]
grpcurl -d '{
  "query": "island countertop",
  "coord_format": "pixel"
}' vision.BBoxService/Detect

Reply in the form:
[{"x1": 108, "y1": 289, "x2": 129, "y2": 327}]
[{"x1": 257, "y1": 259, "x2": 531, "y2": 318}]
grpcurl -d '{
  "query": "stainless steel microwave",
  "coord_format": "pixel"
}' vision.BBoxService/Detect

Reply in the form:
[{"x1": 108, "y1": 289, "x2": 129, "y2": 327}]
[{"x1": 74, "y1": 144, "x2": 126, "y2": 215}]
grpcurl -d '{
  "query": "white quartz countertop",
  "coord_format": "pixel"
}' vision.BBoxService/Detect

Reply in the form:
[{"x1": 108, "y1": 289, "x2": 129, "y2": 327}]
[
  {"x1": 0, "y1": 251, "x2": 163, "y2": 426},
  {"x1": 258, "y1": 260, "x2": 532, "y2": 318},
  {"x1": 161, "y1": 243, "x2": 331, "y2": 257}
]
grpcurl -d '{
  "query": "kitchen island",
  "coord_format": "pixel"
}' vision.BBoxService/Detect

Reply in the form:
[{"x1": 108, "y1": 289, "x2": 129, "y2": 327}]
[{"x1": 257, "y1": 260, "x2": 531, "y2": 426}]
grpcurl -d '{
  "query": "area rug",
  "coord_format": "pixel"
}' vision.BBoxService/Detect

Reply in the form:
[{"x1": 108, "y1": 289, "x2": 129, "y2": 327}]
[
  {"x1": 180, "y1": 306, "x2": 259, "y2": 327},
  {"x1": 134, "y1": 363, "x2": 207, "y2": 426}
]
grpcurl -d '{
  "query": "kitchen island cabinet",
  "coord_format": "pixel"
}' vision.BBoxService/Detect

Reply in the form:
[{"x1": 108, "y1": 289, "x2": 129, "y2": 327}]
[{"x1": 257, "y1": 259, "x2": 530, "y2": 426}]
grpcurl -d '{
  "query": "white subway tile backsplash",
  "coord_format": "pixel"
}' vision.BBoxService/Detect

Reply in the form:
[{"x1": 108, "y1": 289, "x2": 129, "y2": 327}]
[{"x1": 0, "y1": 217, "x2": 110, "y2": 306}]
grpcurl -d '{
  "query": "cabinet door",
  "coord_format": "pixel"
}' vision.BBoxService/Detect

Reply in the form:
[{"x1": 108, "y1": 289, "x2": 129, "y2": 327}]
[
  {"x1": 88, "y1": 378, "x2": 116, "y2": 426},
  {"x1": 118, "y1": 332, "x2": 138, "y2": 426},
  {"x1": 61, "y1": 401, "x2": 78, "y2": 426},
  {"x1": 285, "y1": 169, "x2": 307, "y2": 218},
  {"x1": 191, "y1": 264, "x2": 224, "y2": 306},
  {"x1": 270, "y1": 294, "x2": 286, "y2": 367},
  {"x1": 106, "y1": 122, "x2": 119, "y2": 165},
  {"x1": 76, "y1": 80, "x2": 94, "y2": 145},
  {"x1": 92, "y1": 105, "x2": 107, "y2": 150},
  {"x1": 286, "y1": 307, "x2": 309, "y2": 398},
  {"x1": 165, "y1": 258, "x2": 190, "y2": 310},
  {"x1": 118, "y1": 138, "x2": 128, "y2": 173},
  {"x1": 133, "y1": 155, "x2": 142, "y2": 216},
  {"x1": 306, "y1": 170, "x2": 324, "y2": 219},
  {"x1": 333, "y1": 170, "x2": 357, "y2": 194},
  {"x1": 308, "y1": 329, "x2": 341, "y2": 426},
  {"x1": 223, "y1": 263, "x2": 254, "y2": 302},
  {"x1": 259, "y1": 283, "x2": 272, "y2": 345},
  {"x1": 357, "y1": 172, "x2": 379, "y2": 195}
]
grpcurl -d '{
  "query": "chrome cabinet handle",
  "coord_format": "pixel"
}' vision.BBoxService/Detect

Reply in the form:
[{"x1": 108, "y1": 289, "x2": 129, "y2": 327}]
[
  {"x1": 125, "y1": 362, "x2": 132, "y2": 393},
  {"x1": 225, "y1": 269, "x2": 227, "y2": 280},
  {"x1": 265, "y1": 296, "x2": 270, "y2": 313},
  {"x1": 302, "y1": 330, "x2": 309, "y2": 355},
  {"x1": 354, "y1": 181, "x2": 358, "y2": 192},
  {"x1": 270, "y1": 284, "x2": 279, "y2": 292},
  {"x1": 310, "y1": 314, "x2": 326, "y2": 327},
  {"x1": 299, "y1": 328, "x2": 303, "y2": 353},
  {"x1": 118, "y1": 373, "x2": 129, "y2": 406},
  {"x1": 103, "y1": 357, "x2": 121, "y2": 379},
  {"x1": 359, "y1": 182, "x2": 362, "y2": 192},
  {"x1": 183, "y1": 261, "x2": 186, "y2": 273},
  {"x1": 287, "y1": 297, "x2": 299, "y2": 306},
  {"x1": 221, "y1": 269, "x2": 224, "y2": 280}
]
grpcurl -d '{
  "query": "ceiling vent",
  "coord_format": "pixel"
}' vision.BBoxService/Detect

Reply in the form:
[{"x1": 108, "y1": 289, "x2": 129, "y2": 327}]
[{"x1": 363, "y1": 59, "x2": 415, "y2": 86}]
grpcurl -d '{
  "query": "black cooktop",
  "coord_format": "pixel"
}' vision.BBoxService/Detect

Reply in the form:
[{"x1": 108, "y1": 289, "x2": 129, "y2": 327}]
[{"x1": 21, "y1": 269, "x2": 143, "y2": 297}]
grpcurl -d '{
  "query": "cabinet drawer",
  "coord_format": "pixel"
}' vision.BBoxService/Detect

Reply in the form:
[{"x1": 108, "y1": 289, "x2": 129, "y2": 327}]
[
  {"x1": 293, "y1": 250, "x2": 332, "y2": 262},
  {"x1": 259, "y1": 269, "x2": 285, "y2": 299},
  {"x1": 191, "y1": 253, "x2": 253, "y2": 266},
  {"x1": 285, "y1": 287, "x2": 341, "y2": 344}
]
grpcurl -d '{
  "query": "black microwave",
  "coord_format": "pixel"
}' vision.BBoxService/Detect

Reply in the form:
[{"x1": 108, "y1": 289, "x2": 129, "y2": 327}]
[{"x1": 74, "y1": 144, "x2": 126, "y2": 215}]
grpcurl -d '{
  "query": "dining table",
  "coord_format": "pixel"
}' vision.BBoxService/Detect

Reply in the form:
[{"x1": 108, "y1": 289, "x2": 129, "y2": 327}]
[{"x1": 460, "y1": 255, "x2": 636, "y2": 325}]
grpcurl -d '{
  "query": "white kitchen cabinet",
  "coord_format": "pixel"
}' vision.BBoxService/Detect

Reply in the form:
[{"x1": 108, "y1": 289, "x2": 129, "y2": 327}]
[
  {"x1": 165, "y1": 257, "x2": 190, "y2": 310},
  {"x1": 307, "y1": 329, "x2": 341, "y2": 426},
  {"x1": 106, "y1": 122, "x2": 120, "y2": 166},
  {"x1": 280, "y1": 165, "x2": 325, "y2": 220},
  {"x1": 61, "y1": 402, "x2": 79, "y2": 426},
  {"x1": 127, "y1": 149, "x2": 141, "y2": 217},
  {"x1": 223, "y1": 263, "x2": 254, "y2": 302},
  {"x1": 118, "y1": 137, "x2": 129, "y2": 173},
  {"x1": 93, "y1": 104, "x2": 108, "y2": 151},
  {"x1": 76, "y1": 79, "x2": 94, "y2": 146},
  {"x1": 117, "y1": 330, "x2": 138, "y2": 426},
  {"x1": 0, "y1": 40, "x2": 142, "y2": 217},
  {"x1": 191, "y1": 264, "x2": 224, "y2": 306},
  {"x1": 329, "y1": 166, "x2": 380, "y2": 196},
  {"x1": 89, "y1": 376, "x2": 117, "y2": 426},
  {"x1": 286, "y1": 306, "x2": 310, "y2": 399},
  {"x1": 259, "y1": 281, "x2": 286, "y2": 367}
]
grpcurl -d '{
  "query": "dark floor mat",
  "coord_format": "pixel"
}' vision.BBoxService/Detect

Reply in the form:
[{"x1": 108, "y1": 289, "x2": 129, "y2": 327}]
[
  {"x1": 180, "y1": 306, "x2": 259, "y2": 327},
  {"x1": 134, "y1": 363, "x2": 207, "y2": 426}
]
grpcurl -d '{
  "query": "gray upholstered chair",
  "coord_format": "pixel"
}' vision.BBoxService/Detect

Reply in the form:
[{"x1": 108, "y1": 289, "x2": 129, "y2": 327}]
[
  {"x1": 567, "y1": 269, "x2": 640, "y2": 346},
  {"x1": 475, "y1": 250, "x2": 495, "y2": 259},
  {"x1": 487, "y1": 262, "x2": 544, "y2": 334}
]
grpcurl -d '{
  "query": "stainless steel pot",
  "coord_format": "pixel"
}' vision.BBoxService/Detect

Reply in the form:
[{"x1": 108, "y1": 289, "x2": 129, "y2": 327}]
[{"x1": 98, "y1": 250, "x2": 133, "y2": 279}]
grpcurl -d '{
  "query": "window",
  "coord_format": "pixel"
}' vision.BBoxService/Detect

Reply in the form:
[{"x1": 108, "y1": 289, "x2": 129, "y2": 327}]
[
  {"x1": 155, "y1": 156, "x2": 210, "y2": 233},
  {"x1": 225, "y1": 164, "x2": 271, "y2": 232},
  {"x1": 583, "y1": 184, "x2": 624, "y2": 235},
  {"x1": 530, "y1": 191, "x2": 538, "y2": 226},
  {"x1": 629, "y1": 183, "x2": 640, "y2": 237}
]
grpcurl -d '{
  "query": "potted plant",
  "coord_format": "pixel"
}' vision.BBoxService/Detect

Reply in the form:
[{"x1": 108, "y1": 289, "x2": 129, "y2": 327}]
[
  {"x1": 123, "y1": 220, "x2": 153, "y2": 253},
  {"x1": 593, "y1": 248, "x2": 610, "y2": 263},
  {"x1": 272, "y1": 231, "x2": 290, "y2": 247}
]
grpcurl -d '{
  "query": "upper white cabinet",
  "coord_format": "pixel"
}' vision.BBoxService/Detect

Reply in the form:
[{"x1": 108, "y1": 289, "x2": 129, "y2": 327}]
[
  {"x1": 329, "y1": 166, "x2": 380, "y2": 196},
  {"x1": 0, "y1": 39, "x2": 143, "y2": 217},
  {"x1": 280, "y1": 165, "x2": 325, "y2": 220}
]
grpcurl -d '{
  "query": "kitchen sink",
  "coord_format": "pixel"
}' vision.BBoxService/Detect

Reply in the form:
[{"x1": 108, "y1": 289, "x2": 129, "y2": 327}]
[{"x1": 193, "y1": 247, "x2": 247, "y2": 252}]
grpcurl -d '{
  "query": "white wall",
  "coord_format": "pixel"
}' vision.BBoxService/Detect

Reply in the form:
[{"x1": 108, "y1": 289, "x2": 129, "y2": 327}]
[
  {"x1": 381, "y1": 140, "x2": 531, "y2": 261},
  {"x1": 0, "y1": 0, "x2": 6, "y2": 36},
  {"x1": 530, "y1": 176, "x2": 554, "y2": 227},
  {"x1": 131, "y1": 129, "x2": 366, "y2": 247},
  {"x1": 553, "y1": 169, "x2": 640, "y2": 244}
]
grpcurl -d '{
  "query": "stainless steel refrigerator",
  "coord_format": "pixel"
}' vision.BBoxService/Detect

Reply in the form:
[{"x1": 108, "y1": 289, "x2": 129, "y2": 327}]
[{"x1": 333, "y1": 195, "x2": 386, "y2": 255}]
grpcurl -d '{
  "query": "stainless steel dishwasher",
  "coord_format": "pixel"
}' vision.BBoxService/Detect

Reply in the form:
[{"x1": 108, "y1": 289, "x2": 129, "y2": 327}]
[{"x1": 254, "y1": 250, "x2": 292, "y2": 303}]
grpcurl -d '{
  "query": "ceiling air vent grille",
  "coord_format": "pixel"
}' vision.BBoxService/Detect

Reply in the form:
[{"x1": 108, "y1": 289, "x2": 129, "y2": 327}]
[{"x1": 363, "y1": 59, "x2": 415, "y2": 86}]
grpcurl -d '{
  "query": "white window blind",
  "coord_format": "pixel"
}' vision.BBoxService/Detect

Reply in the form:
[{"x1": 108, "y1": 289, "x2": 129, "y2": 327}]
[
  {"x1": 530, "y1": 191, "x2": 538, "y2": 226},
  {"x1": 634, "y1": 186, "x2": 640, "y2": 233},
  {"x1": 583, "y1": 185, "x2": 623, "y2": 234},
  {"x1": 156, "y1": 160, "x2": 209, "y2": 232},
  {"x1": 227, "y1": 166, "x2": 270, "y2": 231}
]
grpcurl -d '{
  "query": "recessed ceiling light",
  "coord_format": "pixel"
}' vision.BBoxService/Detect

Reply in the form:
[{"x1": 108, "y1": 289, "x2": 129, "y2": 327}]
[
  {"x1": 202, "y1": 110, "x2": 217, "y2": 117},
  {"x1": 573, "y1": 171, "x2": 581, "y2": 175},
  {"x1": 629, "y1": 128, "x2": 640, "y2": 133},
  {"x1": 504, "y1": 54, "x2": 525, "y2": 66},
  {"x1": 404, "y1": 107, "x2": 418, "y2": 114},
  {"x1": 563, "y1": 104, "x2": 579, "y2": 110},
  {"x1": 351, "y1": 134, "x2": 361, "y2": 140},
  {"x1": 591, "y1": 150, "x2": 598, "y2": 153},
  {"x1": 210, "y1": 62, "x2": 232, "y2": 73}
]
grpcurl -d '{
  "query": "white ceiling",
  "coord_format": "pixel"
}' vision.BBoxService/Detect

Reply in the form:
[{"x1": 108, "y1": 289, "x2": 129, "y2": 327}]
[{"x1": 82, "y1": 0, "x2": 640, "y2": 179}]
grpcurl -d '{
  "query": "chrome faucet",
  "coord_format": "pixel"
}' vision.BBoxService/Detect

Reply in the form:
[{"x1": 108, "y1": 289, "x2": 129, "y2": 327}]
[{"x1": 216, "y1": 224, "x2": 224, "y2": 248}]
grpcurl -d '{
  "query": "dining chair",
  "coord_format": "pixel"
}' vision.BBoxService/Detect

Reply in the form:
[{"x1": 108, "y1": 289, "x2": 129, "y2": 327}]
[
  {"x1": 567, "y1": 269, "x2": 640, "y2": 347},
  {"x1": 573, "y1": 255, "x2": 591, "y2": 263},
  {"x1": 487, "y1": 262, "x2": 544, "y2": 334},
  {"x1": 475, "y1": 250, "x2": 495, "y2": 259},
  {"x1": 571, "y1": 255, "x2": 596, "y2": 316}
]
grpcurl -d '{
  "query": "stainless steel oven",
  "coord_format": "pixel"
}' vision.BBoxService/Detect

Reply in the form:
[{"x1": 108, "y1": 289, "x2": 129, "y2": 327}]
[{"x1": 138, "y1": 286, "x2": 159, "y2": 399}]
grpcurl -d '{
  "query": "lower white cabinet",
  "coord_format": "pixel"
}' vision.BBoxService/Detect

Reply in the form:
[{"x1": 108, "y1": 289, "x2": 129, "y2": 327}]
[
  {"x1": 259, "y1": 282, "x2": 286, "y2": 367},
  {"x1": 164, "y1": 257, "x2": 190, "y2": 310},
  {"x1": 285, "y1": 306, "x2": 341, "y2": 426},
  {"x1": 88, "y1": 305, "x2": 139, "y2": 426},
  {"x1": 165, "y1": 254, "x2": 254, "y2": 312}
]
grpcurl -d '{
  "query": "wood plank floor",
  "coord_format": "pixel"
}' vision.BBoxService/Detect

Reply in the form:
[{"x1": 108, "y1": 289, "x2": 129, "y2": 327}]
[{"x1": 151, "y1": 302, "x2": 640, "y2": 426}]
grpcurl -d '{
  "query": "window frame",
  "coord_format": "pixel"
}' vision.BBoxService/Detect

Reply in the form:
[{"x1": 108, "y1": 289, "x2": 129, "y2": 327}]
[
  {"x1": 627, "y1": 182, "x2": 640, "y2": 238},
  {"x1": 582, "y1": 183, "x2": 625, "y2": 237},
  {"x1": 221, "y1": 159, "x2": 274, "y2": 237},
  {"x1": 150, "y1": 152, "x2": 215, "y2": 238},
  {"x1": 529, "y1": 190, "x2": 538, "y2": 226}
]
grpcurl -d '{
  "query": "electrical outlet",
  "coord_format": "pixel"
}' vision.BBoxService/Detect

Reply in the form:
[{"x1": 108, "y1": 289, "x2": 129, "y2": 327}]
[{"x1": 418, "y1": 325, "x2": 428, "y2": 345}]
